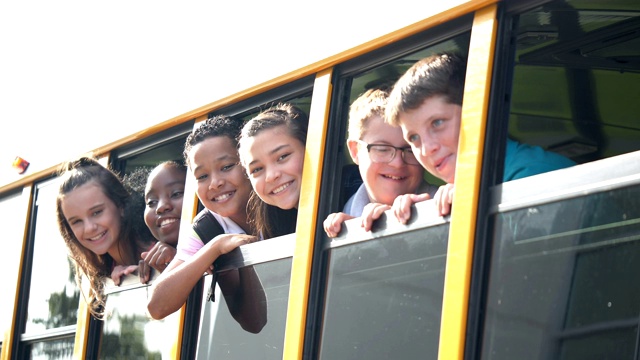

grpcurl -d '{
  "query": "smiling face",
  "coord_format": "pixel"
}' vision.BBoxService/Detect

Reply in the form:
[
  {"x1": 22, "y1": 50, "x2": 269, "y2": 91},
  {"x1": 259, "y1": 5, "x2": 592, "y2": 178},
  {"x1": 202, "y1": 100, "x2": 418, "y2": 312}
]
[
  {"x1": 241, "y1": 125, "x2": 305, "y2": 210},
  {"x1": 60, "y1": 181, "x2": 122, "y2": 258},
  {"x1": 188, "y1": 136, "x2": 252, "y2": 226},
  {"x1": 398, "y1": 95, "x2": 462, "y2": 184},
  {"x1": 144, "y1": 163, "x2": 186, "y2": 246},
  {"x1": 348, "y1": 115, "x2": 424, "y2": 205}
]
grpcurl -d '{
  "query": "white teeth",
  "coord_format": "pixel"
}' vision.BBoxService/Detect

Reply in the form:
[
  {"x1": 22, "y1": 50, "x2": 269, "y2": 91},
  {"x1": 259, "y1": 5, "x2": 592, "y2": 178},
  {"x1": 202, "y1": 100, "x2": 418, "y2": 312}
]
[
  {"x1": 88, "y1": 231, "x2": 106, "y2": 241},
  {"x1": 160, "y1": 218, "x2": 178, "y2": 227},
  {"x1": 384, "y1": 175, "x2": 404, "y2": 180},
  {"x1": 214, "y1": 192, "x2": 233, "y2": 202},
  {"x1": 272, "y1": 182, "x2": 290, "y2": 195}
]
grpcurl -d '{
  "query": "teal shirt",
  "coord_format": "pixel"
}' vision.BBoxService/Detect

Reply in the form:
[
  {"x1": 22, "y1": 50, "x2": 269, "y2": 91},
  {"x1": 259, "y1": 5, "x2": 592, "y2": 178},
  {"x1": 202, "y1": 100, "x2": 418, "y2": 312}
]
[{"x1": 504, "y1": 138, "x2": 576, "y2": 181}]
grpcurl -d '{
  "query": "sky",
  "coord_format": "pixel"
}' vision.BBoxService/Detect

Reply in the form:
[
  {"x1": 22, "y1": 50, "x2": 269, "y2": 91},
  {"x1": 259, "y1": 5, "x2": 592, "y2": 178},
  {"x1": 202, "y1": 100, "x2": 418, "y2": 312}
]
[{"x1": 0, "y1": 1, "x2": 464, "y2": 187}]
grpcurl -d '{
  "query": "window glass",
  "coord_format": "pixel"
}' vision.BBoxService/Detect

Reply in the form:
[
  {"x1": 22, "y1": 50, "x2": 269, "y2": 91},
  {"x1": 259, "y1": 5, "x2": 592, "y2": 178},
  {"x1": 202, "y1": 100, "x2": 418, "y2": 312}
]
[
  {"x1": 509, "y1": 0, "x2": 640, "y2": 164},
  {"x1": 481, "y1": 182, "x2": 640, "y2": 359},
  {"x1": 317, "y1": 29, "x2": 470, "y2": 359},
  {"x1": 0, "y1": 191, "x2": 26, "y2": 335},
  {"x1": 196, "y1": 257, "x2": 291, "y2": 359},
  {"x1": 481, "y1": 1, "x2": 640, "y2": 356},
  {"x1": 99, "y1": 286, "x2": 181, "y2": 359},
  {"x1": 26, "y1": 177, "x2": 80, "y2": 332},
  {"x1": 320, "y1": 217, "x2": 449, "y2": 359},
  {"x1": 28, "y1": 337, "x2": 75, "y2": 359}
]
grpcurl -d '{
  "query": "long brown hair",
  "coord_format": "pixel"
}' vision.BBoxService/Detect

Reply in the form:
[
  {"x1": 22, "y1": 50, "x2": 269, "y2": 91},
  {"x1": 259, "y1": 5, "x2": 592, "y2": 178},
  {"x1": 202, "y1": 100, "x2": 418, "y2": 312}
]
[{"x1": 56, "y1": 156, "x2": 154, "y2": 318}]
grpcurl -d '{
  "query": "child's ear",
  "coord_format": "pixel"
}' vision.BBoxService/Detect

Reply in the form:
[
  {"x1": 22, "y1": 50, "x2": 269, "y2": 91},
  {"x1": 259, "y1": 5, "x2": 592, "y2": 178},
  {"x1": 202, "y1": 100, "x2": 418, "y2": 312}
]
[{"x1": 347, "y1": 140, "x2": 360, "y2": 165}]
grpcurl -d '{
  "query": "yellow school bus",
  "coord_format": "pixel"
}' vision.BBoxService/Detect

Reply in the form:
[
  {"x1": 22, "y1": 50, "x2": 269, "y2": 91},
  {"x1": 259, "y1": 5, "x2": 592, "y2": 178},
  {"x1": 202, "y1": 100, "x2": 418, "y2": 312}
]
[{"x1": 2, "y1": 0, "x2": 640, "y2": 358}]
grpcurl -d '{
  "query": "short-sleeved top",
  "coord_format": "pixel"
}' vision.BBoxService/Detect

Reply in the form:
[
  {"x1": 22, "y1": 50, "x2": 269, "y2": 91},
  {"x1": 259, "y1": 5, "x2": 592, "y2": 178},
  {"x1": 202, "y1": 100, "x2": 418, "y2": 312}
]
[
  {"x1": 343, "y1": 180, "x2": 439, "y2": 217},
  {"x1": 504, "y1": 138, "x2": 576, "y2": 181},
  {"x1": 175, "y1": 210, "x2": 245, "y2": 261}
]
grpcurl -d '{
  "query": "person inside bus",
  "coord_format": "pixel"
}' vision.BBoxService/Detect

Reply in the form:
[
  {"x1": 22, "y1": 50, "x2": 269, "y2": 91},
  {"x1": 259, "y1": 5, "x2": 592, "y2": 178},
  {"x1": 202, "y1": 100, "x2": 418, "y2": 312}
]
[
  {"x1": 147, "y1": 115, "x2": 267, "y2": 334},
  {"x1": 56, "y1": 156, "x2": 157, "y2": 319},
  {"x1": 238, "y1": 102, "x2": 308, "y2": 239},
  {"x1": 323, "y1": 88, "x2": 438, "y2": 237},
  {"x1": 132, "y1": 161, "x2": 186, "y2": 283},
  {"x1": 385, "y1": 52, "x2": 576, "y2": 219}
]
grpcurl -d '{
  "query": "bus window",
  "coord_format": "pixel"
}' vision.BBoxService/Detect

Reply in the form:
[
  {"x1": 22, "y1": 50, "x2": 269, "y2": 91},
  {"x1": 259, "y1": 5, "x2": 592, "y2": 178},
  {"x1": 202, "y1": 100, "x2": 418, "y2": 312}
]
[
  {"x1": 316, "y1": 25, "x2": 472, "y2": 359},
  {"x1": 22, "y1": 177, "x2": 79, "y2": 359},
  {"x1": 104, "y1": 92, "x2": 313, "y2": 358},
  {"x1": 0, "y1": 190, "x2": 28, "y2": 353},
  {"x1": 99, "y1": 126, "x2": 191, "y2": 359},
  {"x1": 480, "y1": 1, "x2": 640, "y2": 358},
  {"x1": 320, "y1": 205, "x2": 449, "y2": 359},
  {"x1": 196, "y1": 235, "x2": 293, "y2": 359},
  {"x1": 101, "y1": 278, "x2": 181, "y2": 359},
  {"x1": 507, "y1": 0, "x2": 640, "y2": 164},
  {"x1": 190, "y1": 92, "x2": 312, "y2": 358},
  {"x1": 481, "y1": 151, "x2": 640, "y2": 359}
]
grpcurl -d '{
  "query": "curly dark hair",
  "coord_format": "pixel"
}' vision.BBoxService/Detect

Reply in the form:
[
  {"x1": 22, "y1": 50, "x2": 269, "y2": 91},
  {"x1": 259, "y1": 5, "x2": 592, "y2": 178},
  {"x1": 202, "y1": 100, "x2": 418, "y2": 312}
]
[{"x1": 183, "y1": 115, "x2": 244, "y2": 168}]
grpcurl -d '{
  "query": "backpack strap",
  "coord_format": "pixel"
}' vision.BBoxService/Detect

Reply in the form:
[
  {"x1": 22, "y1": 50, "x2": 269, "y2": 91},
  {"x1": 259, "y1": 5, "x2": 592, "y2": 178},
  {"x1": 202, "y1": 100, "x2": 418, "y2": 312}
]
[
  {"x1": 191, "y1": 209, "x2": 225, "y2": 302},
  {"x1": 192, "y1": 209, "x2": 225, "y2": 245}
]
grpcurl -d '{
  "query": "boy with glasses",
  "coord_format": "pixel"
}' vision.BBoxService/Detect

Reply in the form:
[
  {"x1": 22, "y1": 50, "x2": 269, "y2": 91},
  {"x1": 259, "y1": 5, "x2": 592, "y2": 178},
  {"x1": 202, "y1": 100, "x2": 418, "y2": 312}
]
[{"x1": 323, "y1": 88, "x2": 438, "y2": 237}]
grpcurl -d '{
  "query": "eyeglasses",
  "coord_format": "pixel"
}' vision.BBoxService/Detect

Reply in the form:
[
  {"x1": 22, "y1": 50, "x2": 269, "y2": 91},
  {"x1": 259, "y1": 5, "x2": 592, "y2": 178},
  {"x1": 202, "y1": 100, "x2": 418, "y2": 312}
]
[{"x1": 355, "y1": 140, "x2": 420, "y2": 165}]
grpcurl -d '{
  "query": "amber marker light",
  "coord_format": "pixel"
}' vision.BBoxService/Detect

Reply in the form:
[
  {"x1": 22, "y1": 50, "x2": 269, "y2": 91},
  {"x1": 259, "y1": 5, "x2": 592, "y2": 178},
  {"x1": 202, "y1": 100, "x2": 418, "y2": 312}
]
[{"x1": 12, "y1": 156, "x2": 30, "y2": 174}]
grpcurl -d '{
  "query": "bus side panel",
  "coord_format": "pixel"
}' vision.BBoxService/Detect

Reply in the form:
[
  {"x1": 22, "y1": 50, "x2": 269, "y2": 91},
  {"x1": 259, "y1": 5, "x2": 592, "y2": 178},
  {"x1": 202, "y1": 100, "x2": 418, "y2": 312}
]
[
  {"x1": 1, "y1": 186, "x2": 32, "y2": 360},
  {"x1": 438, "y1": 4, "x2": 498, "y2": 360}
]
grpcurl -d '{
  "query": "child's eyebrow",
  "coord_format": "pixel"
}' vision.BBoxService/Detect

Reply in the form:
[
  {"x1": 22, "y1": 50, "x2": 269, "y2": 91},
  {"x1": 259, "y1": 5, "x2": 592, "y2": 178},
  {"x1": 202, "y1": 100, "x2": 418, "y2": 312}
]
[
  {"x1": 248, "y1": 144, "x2": 291, "y2": 167},
  {"x1": 269, "y1": 144, "x2": 290, "y2": 155},
  {"x1": 215, "y1": 153, "x2": 236, "y2": 162}
]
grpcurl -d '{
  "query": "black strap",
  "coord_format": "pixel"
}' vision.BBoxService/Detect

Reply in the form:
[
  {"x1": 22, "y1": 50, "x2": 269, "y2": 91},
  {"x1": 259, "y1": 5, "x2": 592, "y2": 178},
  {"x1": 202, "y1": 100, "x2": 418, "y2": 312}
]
[
  {"x1": 191, "y1": 209, "x2": 225, "y2": 302},
  {"x1": 192, "y1": 209, "x2": 225, "y2": 244}
]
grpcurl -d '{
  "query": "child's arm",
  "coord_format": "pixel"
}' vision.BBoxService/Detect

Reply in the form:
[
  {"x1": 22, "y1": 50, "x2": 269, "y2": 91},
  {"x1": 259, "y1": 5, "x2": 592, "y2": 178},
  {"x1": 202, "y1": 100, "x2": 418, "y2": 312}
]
[
  {"x1": 217, "y1": 265, "x2": 268, "y2": 334},
  {"x1": 147, "y1": 234, "x2": 256, "y2": 320}
]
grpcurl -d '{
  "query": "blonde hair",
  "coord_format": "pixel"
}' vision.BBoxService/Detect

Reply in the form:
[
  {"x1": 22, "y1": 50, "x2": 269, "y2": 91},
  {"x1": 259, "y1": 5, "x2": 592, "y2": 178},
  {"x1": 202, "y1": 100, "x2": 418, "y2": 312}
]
[{"x1": 347, "y1": 88, "x2": 389, "y2": 140}]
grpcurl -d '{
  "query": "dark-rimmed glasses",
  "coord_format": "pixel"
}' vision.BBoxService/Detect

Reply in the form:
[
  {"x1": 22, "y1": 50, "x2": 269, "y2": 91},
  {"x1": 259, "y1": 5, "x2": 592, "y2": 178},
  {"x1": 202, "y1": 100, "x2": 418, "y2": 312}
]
[{"x1": 354, "y1": 140, "x2": 420, "y2": 165}]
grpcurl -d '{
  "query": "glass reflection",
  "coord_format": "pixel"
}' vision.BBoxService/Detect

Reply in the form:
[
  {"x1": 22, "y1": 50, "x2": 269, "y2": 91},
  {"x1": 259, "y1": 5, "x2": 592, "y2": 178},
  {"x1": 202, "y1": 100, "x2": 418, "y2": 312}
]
[
  {"x1": 29, "y1": 337, "x2": 75, "y2": 359},
  {"x1": 482, "y1": 185, "x2": 640, "y2": 359},
  {"x1": 320, "y1": 224, "x2": 449, "y2": 360},
  {"x1": 26, "y1": 178, "x2": 80, "y2": 333},
  {"x1": 100, "y1": 286, "x2": 180, "y2": 359},
  {"x1": 197, "y1": 258, "x2": 291, "y2": 360}
]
